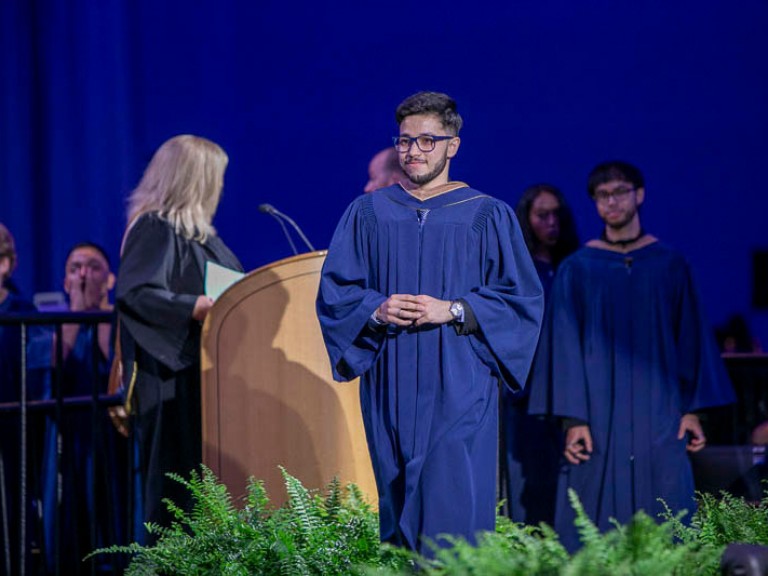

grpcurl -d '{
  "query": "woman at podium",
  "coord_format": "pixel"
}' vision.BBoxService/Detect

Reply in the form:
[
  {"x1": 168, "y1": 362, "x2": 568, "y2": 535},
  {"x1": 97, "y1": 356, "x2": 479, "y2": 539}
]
[{"x1": 115, "y1": 135, "x2": 242, "y2": 534}]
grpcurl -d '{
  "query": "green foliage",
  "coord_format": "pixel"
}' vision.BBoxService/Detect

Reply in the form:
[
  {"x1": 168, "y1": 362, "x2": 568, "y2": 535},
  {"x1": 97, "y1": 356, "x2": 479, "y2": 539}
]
[
  {"x1": 89, "y1": 465, "x2": 403, "y2": 575},
  {"x1": 90, "y1": 469, "x2": 768, "y2": 576},
  {"x1": 406, "y1": 518, "x2": 569, "y2": 576},
  {"x1": 382, "y1": 490, "x2": 723, "y2": 576},
  {"x1": 665, "y1": 488, "x2": 768, "y2": 548},
  {"x1": 564, "y1": 491, "x2": 721, "y2": 576}
]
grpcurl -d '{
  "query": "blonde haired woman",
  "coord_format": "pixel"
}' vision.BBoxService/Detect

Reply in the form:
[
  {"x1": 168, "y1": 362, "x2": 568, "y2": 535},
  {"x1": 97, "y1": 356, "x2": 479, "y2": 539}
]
[{"x1": 115, "y1": 135, "x2": 242, "y2": 534}]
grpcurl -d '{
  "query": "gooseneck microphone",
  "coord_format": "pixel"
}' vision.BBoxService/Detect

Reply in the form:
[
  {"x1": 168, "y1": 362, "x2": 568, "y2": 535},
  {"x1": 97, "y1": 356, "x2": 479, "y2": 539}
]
[{"x1": 258, "y1": 204, "x2": 316, "y2": 255}]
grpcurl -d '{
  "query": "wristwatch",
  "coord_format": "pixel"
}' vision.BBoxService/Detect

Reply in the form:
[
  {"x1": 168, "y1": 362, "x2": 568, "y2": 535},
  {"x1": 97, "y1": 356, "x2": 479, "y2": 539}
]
[{"x1": 449, "y1": 300, "x2": 464, "y2": 323}]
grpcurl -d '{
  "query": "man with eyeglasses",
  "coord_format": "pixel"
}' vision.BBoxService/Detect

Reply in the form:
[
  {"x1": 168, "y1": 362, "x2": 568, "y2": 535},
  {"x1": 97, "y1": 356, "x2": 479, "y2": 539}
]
[
  {"x1": 317, "y1": 91, "x2": 543, "y2": 553},
  {"x1": 529, "y1": 160, "x2": 735, "y2": 551}
]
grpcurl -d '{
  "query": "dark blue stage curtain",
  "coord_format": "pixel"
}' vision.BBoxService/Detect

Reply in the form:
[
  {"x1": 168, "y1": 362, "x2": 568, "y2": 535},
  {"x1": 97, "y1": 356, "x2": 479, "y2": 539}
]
[
  {"x1": 1, "y1": 1, "x2": 767, "y2": 337},
  {"x1": 1, "y1": 1, "x2": 139, "y2": 296}
]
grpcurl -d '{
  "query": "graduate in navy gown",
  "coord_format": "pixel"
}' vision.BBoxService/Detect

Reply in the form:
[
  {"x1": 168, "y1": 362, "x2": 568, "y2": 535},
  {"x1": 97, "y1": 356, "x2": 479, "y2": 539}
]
[
  {"x1": 317, "y1": 92, "x2": 544, "y2": 553},
  {"x1": 502, "y1": 184, "x2": 579, "y2": 527},
  {"x1": 528, "y1": 161, "x2": 735, "y2": 551}
]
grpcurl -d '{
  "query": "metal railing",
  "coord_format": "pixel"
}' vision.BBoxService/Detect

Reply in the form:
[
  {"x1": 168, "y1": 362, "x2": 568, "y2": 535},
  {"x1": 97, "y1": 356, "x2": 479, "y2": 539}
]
[{"x1": 0, "y1": 311, "x2": 132, "y2": 576}]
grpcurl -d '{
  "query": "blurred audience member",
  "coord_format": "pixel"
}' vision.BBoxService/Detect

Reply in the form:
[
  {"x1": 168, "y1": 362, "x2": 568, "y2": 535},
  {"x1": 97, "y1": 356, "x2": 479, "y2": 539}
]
[
  {"x1": 364, "y1": 147, "x2": 410, "y2": 193},
  {"x1": 41, "y1": 242, "x2": 127, "y2": 574},
  {"x1": 0, "y1": 223, "x2": 46, "y2": 576},
  {"x1": 716, "y1": 314, "x2": 762, "y2": 354}
]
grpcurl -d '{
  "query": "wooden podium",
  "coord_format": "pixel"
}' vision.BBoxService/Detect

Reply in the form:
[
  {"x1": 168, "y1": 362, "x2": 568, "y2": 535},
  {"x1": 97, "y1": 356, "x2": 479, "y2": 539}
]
[{"x1": 200, "y1": 251, "x2": 377, "y2": 507}]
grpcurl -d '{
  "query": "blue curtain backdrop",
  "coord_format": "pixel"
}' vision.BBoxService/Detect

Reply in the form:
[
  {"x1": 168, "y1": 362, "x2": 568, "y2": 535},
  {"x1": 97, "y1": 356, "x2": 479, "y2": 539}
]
[{"x1": 2, "y1": 0, "x2": 767, "y2": 339}]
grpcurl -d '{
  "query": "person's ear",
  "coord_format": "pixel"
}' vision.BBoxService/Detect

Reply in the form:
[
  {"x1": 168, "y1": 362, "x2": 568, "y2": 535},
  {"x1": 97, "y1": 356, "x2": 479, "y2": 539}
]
[
  {"x1": 63, "y1": 274, "x2": 72, "y2": 294},
  {"x1": 106, "y1": 272, "x2": 116, "y2": 292},
  {"x1": 635, "y1": 187, "x2": 645, "y2": 206},
  {"x1": 447, "y1": 136, "x2": 461, "y2": 159}
]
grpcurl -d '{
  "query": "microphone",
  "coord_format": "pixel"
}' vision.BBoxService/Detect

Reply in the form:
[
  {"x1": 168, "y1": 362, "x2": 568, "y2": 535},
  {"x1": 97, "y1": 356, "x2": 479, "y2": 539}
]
[{"x1": 258, "y1": 204, "x2": 316, "y2": 255}]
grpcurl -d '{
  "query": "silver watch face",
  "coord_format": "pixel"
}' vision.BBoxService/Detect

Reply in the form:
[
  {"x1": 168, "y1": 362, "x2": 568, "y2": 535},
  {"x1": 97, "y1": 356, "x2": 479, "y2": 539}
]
[{"x1": 450, "y1": 302, "x2": 463, "y2": 318}]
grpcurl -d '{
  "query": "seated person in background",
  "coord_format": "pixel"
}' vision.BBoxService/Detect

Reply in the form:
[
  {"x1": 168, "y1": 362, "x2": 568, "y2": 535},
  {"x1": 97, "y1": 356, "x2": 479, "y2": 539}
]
[
  {"x1": 61, "y1": 242, "x2": 115, "y2": 360},
  {"x1": 0, "y1": 223, "x2": 47, "y2": 576},
  {"x1": 752, "y1": 422, "x2": 768, "y2": 446},
  {"x1": 364, "y1": 147, "x2": 412, "y2": 193},
  {"x1": 42, "y1": 242, "x2": 127, "y2": 574},
  {"x1": 716, "y1": 314, "x2": 762, "y2": 354}
]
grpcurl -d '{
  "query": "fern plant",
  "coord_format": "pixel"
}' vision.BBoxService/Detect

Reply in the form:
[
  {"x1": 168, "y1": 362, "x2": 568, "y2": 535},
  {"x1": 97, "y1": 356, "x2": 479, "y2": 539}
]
[
  {"x1": 384, "y1": 489, "x2": 723, "y2": 576},
  {"x1": 88, "y1": 465, "x2": 403, "y2": 575},
  {"x1": 89, "y1": 468, "x2": 768, "y2": 576},
  {"x1": 665, "y1": 488, "x2": 768, "y2": 548}
]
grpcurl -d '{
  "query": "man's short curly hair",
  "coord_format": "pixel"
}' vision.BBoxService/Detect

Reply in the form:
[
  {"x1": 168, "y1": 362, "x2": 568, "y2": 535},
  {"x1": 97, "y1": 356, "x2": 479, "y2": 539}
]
[{"x1": 395, "y1": 91, "x2": 463, "y2": 135}]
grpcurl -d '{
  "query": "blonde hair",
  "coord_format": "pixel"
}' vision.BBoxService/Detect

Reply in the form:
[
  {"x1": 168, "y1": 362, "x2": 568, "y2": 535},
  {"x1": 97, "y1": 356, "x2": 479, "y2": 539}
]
[
  {"x1": 127, "y1": 135, "x2": 228, "y2": 242},
  {"x1": 0, "y1": 223, "x2": 17, "y2": 276}
]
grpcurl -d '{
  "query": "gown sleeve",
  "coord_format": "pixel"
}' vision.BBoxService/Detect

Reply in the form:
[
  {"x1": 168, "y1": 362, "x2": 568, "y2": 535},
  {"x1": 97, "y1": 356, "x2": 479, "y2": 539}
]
[
  {"x1": 462, "y1": 201, "x2": 544, "y2": 393},
  {"x1": 316, "y1": 198, "x2": 387, "y2": 382},
  {"x1": 116, "y1": 214, "x2": 199, "y2": 371},
  {"x1": 527, "y1": 258, "x2": 590, "y2": 421}
]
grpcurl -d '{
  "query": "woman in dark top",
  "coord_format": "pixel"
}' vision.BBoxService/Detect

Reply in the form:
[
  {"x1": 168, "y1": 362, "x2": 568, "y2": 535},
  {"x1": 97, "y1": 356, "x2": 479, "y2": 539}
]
[{"x1": 115, "y1": 135, "x2": 242, "y2": 534}]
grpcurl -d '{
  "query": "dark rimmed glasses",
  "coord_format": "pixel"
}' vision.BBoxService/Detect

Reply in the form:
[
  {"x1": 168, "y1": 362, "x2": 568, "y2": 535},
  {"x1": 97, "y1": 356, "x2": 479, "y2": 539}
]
[
  {"x1": 592, "y1": 186, "x2": 635, "y2": 204},
  {"x1": 393, "y1": 134, "x2": 454, "y2": 153}
]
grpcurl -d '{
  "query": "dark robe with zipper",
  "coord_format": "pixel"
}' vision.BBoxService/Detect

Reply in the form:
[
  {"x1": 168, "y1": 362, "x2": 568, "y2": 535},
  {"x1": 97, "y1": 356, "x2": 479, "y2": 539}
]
[
  {"x1": 528, "y1": 241, "x2": 735, "y2": 551},
  {"x1": 116, "y1": 213, "x2": 242, "y2": 531},
  {"x1": 316, "y1": 184, "x2": 543, "y2": 553}
]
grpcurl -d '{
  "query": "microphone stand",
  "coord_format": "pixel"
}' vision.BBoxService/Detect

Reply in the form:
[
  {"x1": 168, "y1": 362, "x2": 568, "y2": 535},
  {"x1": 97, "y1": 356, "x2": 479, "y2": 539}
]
[
  {"x1": 258, "y1": 204, "x2": 315, "y2": 254},
  {"x1": 263, "y1": 210, "x2": 298, "y2": 255},
  {"x1": 271, "y1": 208, "x2": 315, "y2": 252}
]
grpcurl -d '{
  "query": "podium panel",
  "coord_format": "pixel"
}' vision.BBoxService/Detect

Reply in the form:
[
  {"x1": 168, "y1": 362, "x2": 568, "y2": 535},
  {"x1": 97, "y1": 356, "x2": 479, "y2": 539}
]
[{"x1": 201, "y1": 251, "x2": 377, "y2": 507}]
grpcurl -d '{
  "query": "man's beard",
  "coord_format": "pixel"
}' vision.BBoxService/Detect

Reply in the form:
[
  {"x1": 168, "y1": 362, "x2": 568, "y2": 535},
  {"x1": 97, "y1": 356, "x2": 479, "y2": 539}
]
[
  {"x1": 406, "y1": 153, "x2": 448, "y2": 186},
  {"x1": 605, "y1": 205, "x2": 638, "y2": 231}
]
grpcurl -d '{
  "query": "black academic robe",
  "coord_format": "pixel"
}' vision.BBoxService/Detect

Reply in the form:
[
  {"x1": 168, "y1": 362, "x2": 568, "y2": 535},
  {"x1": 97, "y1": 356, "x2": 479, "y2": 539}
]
[
  {"x1": 317, "y1": 185, "x2": 543, "y2": 552},
  {"x1": 116, "y1": 213, "x2": 242, "y2": 530},
  {"x1": 528, "y1": 242, "x2": 735, "y2": 551}
]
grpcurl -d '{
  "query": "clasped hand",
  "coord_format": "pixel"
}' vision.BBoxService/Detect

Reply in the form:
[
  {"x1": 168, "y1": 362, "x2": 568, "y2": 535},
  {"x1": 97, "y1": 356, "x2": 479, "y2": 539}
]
[{"x1": 376, "y1": 294, "x2": 453, "y2": 327}]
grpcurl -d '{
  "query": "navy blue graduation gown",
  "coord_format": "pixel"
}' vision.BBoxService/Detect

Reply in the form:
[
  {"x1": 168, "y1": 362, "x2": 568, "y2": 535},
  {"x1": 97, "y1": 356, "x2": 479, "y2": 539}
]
[
  {"x1": 528, "y1": 242, "x2": 735, "y2": 551},
  {"x1": 502, "y1": 257, "x2": 561, "y2": 526},
  {"x1": 316, "y1": 185, "x2": 543, "y2": 552}
]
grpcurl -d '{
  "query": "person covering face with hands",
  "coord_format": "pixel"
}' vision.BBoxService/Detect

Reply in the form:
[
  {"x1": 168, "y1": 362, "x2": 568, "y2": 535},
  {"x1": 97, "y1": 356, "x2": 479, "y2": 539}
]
[{"x1": 61, "y1": 243, "x2": 115, "y2": 361}]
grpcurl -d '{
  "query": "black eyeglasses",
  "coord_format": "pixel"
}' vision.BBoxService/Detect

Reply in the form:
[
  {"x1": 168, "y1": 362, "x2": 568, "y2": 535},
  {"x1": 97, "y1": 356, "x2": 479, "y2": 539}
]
[
  {"x1": 393, "y1": 134, "x2": 454, "y2": 153},
  {"x1": 592, "y1": 186, "x2": 635, "y2": 204}
]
